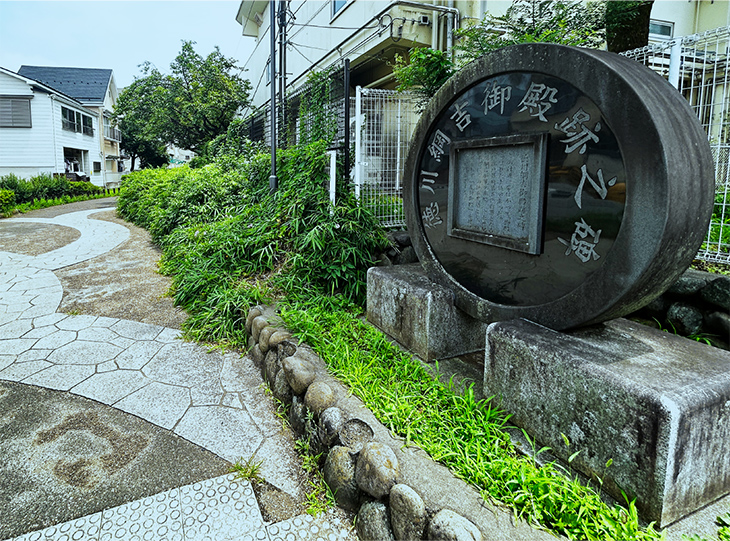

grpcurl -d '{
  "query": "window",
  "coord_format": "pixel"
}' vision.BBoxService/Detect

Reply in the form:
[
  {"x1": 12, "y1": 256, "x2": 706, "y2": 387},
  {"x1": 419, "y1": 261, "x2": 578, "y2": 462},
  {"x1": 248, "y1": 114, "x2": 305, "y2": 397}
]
[
  {"x1": 331, "y1": 0, "x2": 347, "y2": 18},
  {"x1": 61, "y1": 106, "x2": 94, "y2": 136},
  {"x1": 93, "y1": 161, "x2": 102, "y2": 173},
  {"x1": 649, "y1": 20, "x2": 673, "y2": 40},
  {"x1": 0, "y1": 97, "x2": 31, "y2": 127}
]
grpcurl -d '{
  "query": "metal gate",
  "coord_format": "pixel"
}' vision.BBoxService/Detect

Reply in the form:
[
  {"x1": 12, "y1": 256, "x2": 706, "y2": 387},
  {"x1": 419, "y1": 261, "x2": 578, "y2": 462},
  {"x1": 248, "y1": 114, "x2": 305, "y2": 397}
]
[
  {"x1": 354, "y1": 87, "x2": 417, "y2": 229},
  {"x1": 623, "y1": 27, "x2": 730, "y2": 264}
]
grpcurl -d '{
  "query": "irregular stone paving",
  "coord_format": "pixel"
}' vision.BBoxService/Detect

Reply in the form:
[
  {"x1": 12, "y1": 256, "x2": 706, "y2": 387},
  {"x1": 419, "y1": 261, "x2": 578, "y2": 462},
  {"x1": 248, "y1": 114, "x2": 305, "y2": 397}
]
[{"x1": 0, "y1": 210, "x2": 352, "y2": 541}]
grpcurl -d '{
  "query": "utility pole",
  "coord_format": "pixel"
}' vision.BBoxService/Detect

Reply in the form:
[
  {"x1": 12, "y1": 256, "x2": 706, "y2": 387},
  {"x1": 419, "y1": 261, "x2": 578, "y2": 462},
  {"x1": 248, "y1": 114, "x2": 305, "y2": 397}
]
[
  {"x1": 269, "y1": 0, "x2": 278, "y2": 193},
  {"x1": 278, "y1": 0, "x2": 287, "y2": 148}
]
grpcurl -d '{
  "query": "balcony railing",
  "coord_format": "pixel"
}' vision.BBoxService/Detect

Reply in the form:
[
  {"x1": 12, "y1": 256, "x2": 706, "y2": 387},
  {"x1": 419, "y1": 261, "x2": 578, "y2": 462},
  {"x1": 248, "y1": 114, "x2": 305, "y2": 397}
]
[
  {"x1": 62, "y1": 119, "x2": 94, "y2": 137},
  {"x1": 104, "y1": 125, "x2": 122, "y2": 141}
]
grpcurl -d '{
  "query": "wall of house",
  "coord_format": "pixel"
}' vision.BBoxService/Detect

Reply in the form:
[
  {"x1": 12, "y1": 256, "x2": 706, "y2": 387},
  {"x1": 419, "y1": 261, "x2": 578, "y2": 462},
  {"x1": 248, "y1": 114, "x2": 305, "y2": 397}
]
[
  {"x1": 0, "y1": 73, "x2": 56, "y2": 178},
  {"x1": 243, "y1": 0, "x2": 486, "y2": 110}
]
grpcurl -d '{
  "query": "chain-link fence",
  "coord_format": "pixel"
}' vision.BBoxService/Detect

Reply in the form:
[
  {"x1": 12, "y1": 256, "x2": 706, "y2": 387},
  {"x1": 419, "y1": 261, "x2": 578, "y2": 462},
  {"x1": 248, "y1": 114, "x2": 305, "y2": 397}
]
[
  {"x1": 354, "y1": 88, "x2": 417, "y2": 229},
  {"x1": 623, "y1": 27, "x2": 730, "y2": 264}
]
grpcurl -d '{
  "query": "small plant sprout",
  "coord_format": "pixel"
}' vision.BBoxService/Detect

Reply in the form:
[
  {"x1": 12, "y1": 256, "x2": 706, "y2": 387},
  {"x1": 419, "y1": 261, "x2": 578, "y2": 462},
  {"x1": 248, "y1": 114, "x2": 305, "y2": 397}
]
[{"x1": 230, "y1": 456, "x2": 264, "y2": 484}]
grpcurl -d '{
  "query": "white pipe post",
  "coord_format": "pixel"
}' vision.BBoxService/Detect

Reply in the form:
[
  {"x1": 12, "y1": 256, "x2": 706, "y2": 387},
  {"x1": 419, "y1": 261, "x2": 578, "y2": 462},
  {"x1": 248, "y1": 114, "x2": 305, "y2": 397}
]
[
  {"x1": 328, "y1": 150, "x2": 337, "y2": 208},
  {"x1": 355, "y1": 85, "x2": 363, "y2": 200},
  {"x1": 668, "y1": 39, "x2": 682, "y2": 89}
]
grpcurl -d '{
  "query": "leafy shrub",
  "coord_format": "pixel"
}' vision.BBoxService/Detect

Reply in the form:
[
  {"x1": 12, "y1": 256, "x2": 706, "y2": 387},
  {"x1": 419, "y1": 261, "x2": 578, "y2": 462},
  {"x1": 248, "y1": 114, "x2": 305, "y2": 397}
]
[
  {"x1": 0, "y1": 189, "x2": 15, "y2": 217},
  {"x1": 0, "y1": 174, "x2": 33, "y2": 204},
  {"x1": 68, "y1": 181, "x2": 103, "y2": 196},
  {"x1": 117, "y1": 140, "x2": 388, "y2": 344}
]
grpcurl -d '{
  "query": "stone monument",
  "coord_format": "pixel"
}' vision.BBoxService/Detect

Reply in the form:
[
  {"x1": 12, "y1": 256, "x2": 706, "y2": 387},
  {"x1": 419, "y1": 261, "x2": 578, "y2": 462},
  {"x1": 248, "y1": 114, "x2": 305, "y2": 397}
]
[{"x1": 367, "y1": 43, "x2": 729, "y2": 526}]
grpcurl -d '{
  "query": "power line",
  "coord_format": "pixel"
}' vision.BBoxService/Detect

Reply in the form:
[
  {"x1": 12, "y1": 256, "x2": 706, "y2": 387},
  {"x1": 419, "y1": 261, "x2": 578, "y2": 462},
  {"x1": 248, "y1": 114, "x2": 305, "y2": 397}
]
[{"x1": 291, "y1": 22, "x2": 380, "y2": 31}]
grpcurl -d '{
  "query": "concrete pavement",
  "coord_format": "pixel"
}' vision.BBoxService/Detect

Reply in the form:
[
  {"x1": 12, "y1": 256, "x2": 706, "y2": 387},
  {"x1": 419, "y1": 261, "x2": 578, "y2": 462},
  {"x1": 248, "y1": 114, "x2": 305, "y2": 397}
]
[{"x1": 0, "y1": 205, "x2": 355, "y2": 541}]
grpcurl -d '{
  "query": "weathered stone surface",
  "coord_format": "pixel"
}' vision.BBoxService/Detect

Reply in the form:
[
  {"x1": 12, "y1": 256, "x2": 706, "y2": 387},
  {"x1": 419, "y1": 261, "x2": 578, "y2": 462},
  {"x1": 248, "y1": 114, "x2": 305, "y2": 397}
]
[
  {"x1": 246, "y1": 307, "x2": 262, "y2": 334},
  {"x1": 290, "y1": 394, "x2": 307, "y2": 435},
  {"x1": 277, "y1": 340, "x2": 298, "y2": 360},
  {"x1": 264, "y1": 350, "x2": 281, "y2": 385},
  {"x1": 273, "y1": 369, "x2": 292, "y2": 404},
  {"x1": 706, "y1": 311, "x2": 730, "y2": 338},
  {"x1": 367, "y1": 265, "x2": 487, "y2": 361},
  {"x1": 258, "y1": 326, "x2": 276, "y2": 353},
  {"x1": 668, "y1": 269, "x2": 715, "y2": 296},
  {"x1": 355, "y1": 441, "x2": 399, "y2": 498},
  {"x1": 251, "y1": 315, "x2": 268, "y2": 341},
  {"x1": 323, "y1": 446, "x2": 360, "y2": 512},
  {"x1": 250, "y1": 344, "x2": 264, "y2": 367},
  {"x1": 485, "y1": 317, "x2": 730, "y2": 526},
  {"x1": 318, "y1": 407, "x2": 345, "y2": 447},
  {"x1": 667, "y1": 302, "x2": 704, "y2": 336},
  {"x1": 390, "y1": 484, "x2": 426, "y2": 541},
  {"x1": 269, "y1": 330, "x2": 292, "y2": 349},
  {"x1": 356, "y1": 501, "x2": 394, "y2": 541},
  {"x1": 339, "y1": 418, "x2": 374, "y2": 453},
  {"x1": 394, "y1": 246, "x2": 419, "y2": 265},
  {"x1": 389, "y1": 230, "x2": 412, "y2": 247},
  {"x1": 701, "y1": 277, "x2": 730, "y2": 311},
  {"x1": 428, "y1": 509, "x2": 482, "y2": 541},
  {"x1": 642, "y1": 295, "x2": 667, "y2": 316},
  {"x1": 282, "y1": 355, "x2": 316, "y2": 395},
  {"x1": 304, "y1": 381, "x2": 335, "y2": 417}
]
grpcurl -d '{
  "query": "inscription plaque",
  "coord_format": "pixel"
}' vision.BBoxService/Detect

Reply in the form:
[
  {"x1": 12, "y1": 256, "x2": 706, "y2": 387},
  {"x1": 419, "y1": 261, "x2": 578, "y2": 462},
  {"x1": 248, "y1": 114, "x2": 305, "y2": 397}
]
[
  {"x1": 447, "y1": 134, "x2": 548, "y2": 255},
  {"x1": 403, "y1": 44, "x2": 715, "y2": 330}
]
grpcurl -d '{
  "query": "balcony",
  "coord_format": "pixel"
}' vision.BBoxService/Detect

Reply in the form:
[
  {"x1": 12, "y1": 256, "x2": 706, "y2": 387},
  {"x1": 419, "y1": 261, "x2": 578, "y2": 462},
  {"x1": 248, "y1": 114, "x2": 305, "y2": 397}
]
[{"x1": 104, "y1": 125, "x2": 122, "y2": 142}]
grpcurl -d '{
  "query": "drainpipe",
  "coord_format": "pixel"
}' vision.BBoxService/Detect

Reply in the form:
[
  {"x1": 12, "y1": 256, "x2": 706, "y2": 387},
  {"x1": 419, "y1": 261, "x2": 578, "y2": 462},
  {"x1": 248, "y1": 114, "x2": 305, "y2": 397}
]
[
  {"x1": 50, "y1": 95, "x2": 59, "y2": 175},
  {"x1": 447, "y1": 0, "x2": 454, "y2": 57},
  {"x1": 432, "y1": 0, "x2": 439, "y2": 50}
]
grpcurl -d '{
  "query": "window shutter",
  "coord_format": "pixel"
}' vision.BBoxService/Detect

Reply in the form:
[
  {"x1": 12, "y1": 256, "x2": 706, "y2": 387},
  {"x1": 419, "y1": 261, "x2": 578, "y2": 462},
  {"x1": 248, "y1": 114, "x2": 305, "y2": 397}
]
[{"x1": 0, "y1": 98, "x2": 31, "y2": 127}]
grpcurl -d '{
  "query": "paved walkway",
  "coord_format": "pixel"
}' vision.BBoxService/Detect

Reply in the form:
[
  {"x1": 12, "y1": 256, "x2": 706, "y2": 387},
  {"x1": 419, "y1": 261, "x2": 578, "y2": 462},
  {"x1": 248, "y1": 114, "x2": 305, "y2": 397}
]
[{"x1": 0, "y1": 208, "x2": 354, "y2": 541}]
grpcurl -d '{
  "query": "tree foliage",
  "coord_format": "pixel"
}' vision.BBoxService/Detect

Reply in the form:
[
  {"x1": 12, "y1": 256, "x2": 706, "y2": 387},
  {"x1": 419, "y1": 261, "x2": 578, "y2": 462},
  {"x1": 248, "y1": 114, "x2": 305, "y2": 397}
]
[
  {"x1": 605, "y1": 1, "x2": 654, "y2": 53},
  {"x1": 114, "y1": 40, "x2": 251, "y2": 157}
]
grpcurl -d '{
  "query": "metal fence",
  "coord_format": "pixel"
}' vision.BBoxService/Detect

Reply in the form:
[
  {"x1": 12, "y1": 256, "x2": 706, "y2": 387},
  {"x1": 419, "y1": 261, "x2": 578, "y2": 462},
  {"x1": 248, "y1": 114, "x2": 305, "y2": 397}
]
[
  {"x1": 354, "y1": 87, "x2": 417, "y2": 229},
  {"x1": 623, "y1": 27, "x2": 730, "y2": 264}
]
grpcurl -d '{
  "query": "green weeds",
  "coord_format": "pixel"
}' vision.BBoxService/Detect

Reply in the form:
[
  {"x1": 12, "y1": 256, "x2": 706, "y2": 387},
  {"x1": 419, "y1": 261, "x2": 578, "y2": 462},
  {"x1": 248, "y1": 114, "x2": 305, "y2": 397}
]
[
  {"x1": 230, "y1": 456, "x2": 265, "y2": 485},
  {"x1": 279, "y1": 299, "x2": 664, "y2": 541}
]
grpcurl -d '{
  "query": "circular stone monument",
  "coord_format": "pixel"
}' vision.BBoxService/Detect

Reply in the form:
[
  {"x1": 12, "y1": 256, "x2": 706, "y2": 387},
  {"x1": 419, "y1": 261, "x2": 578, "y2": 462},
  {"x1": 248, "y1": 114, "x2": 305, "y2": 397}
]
[{"x1": 404, "y1": 43, "x2": 715, "y2": 330}]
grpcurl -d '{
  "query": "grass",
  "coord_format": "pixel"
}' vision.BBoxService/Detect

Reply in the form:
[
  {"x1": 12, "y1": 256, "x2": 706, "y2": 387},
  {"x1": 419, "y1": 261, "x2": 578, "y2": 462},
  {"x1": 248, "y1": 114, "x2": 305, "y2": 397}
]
[
  {"x1": 294, "y1": 436, "x2": 336, "y2": 516},
  {"x1": 279, "y1": 298, "x2": 665, "y2": 541},
  {"x1": 230, "y1": 456, "x2": 264, "y2": 485}
]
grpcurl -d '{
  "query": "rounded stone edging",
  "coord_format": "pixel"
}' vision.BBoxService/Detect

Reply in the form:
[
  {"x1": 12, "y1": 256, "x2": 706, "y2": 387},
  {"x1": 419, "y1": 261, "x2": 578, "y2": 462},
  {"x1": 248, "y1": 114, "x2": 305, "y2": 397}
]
[{"x1": 245, "y1": 306, "x2": 489, "y2": 541}]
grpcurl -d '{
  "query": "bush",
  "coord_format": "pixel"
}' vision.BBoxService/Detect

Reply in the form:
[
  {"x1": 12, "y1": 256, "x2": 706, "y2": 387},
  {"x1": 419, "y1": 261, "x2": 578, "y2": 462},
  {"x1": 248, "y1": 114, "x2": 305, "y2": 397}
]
[
  {"x1": 117, "y1": 140, "x2": 389, "y2": 343},
  {"x1": 0, "y1": 189, "x2": 15, "y2": 217}
]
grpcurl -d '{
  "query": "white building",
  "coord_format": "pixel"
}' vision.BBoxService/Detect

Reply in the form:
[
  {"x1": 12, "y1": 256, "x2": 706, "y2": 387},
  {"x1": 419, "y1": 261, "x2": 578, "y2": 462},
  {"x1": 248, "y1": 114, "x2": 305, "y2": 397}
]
[
  {"x1": 236, "y1": 0, "x2": 730, "y2": 111},
  {"x1": 0, "y1": 66, "x2": 104, "y2": 184},
  {"x1": 17, "y1": 66, "x2": 123, "y2": 187}
]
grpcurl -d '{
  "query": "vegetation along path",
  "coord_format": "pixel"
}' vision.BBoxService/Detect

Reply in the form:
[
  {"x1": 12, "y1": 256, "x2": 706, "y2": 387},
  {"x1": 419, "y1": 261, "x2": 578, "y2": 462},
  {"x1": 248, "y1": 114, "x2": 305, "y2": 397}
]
[{"x1": 0, "y1": 199, "x2": 356, "y2": 541}]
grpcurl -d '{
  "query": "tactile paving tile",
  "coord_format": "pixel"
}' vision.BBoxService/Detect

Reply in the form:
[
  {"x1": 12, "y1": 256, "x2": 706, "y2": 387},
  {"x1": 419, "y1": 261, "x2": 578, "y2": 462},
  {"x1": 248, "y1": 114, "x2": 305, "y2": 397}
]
[
  {"x1": 13, "y1": 512, "x2": 102, "y2": 541},
  {"x1": 100, "y1": 487, "x2": 183, "y2": 541},
  {"x1": 241, "y1": 514, "x2": 350, "y2": 541},
  {"x1": 179, "y1": 474, "x2": 263, "y2": 541}
]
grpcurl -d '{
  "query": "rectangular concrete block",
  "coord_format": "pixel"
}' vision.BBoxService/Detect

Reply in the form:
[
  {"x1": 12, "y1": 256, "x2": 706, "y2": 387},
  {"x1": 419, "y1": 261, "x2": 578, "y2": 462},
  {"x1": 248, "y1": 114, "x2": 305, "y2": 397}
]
[
  {"x1": 485, "y1": 318, "x2": 730, "y2": 526},
  {"x1": 367, "y1": 264, "x2": 487, "y2": 361}
]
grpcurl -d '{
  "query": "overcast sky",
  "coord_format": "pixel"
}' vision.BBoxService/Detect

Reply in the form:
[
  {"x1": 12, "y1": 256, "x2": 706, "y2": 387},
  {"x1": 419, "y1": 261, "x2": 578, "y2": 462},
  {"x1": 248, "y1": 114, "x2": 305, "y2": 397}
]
[{"x1": 0, "y1": 0, "x2": 256, "y2": 89}]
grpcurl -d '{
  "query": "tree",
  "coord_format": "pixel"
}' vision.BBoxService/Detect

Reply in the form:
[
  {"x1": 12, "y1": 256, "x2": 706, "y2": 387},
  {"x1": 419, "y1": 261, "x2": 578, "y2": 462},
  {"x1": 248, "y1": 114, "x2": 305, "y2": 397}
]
[
  {"x1": 114, "y1": 41, "x2": 252, "y2": 156},
  {"x1": 605, "y1": 1, "x2": 655, "y2": 53},
  {"x1": 161, "y1": 41, "x2": 251, "y2": 153}
]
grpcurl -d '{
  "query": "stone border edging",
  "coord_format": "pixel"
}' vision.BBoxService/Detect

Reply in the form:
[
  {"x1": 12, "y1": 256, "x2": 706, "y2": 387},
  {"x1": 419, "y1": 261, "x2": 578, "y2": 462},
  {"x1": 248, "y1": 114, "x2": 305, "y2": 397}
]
[{"x1": 245, "y1": 306, "x2": 555, "y2": 541}]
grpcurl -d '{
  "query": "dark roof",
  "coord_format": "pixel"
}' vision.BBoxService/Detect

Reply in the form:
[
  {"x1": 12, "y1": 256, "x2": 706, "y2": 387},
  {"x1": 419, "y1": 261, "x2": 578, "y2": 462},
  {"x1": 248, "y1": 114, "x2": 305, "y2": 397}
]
[{"x1": 17, "y1": 66, "x2": 112, "y2": 103}]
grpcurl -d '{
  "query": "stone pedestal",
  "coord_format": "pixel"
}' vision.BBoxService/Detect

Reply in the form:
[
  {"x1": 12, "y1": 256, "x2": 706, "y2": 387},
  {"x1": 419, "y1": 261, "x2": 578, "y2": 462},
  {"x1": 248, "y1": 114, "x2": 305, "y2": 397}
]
[
  {"x1": 367, "y1": 265, "x2": 487, "y2": 361},
  {"x1": 485, "y1": 318, "x2": 730, "y2": 526}
]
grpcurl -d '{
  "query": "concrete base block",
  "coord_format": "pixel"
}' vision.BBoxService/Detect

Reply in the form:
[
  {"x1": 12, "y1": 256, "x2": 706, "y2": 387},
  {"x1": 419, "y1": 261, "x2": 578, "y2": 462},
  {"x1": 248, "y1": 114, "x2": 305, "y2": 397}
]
[
  {"x1": 367, "y1": 265, "x2": 487, "y2": 361},
  {"x1": 485, "y1": 318, "x2": 730, "y2": 527}
]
